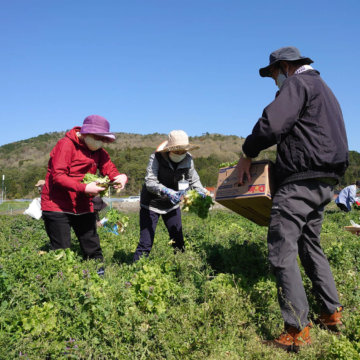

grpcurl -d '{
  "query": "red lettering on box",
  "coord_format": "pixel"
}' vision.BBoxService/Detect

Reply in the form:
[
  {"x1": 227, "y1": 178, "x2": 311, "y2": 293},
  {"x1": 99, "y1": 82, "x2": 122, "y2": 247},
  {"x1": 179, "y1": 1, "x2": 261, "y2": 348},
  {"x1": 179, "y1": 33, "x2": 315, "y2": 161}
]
[{"x1": 247, "y1": 184, "x2": 265, "y2": 194}]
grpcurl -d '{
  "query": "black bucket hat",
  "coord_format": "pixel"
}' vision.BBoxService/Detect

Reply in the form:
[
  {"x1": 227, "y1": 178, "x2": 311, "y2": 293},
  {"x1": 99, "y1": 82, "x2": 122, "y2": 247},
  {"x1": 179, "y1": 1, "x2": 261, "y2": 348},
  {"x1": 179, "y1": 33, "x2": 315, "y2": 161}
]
[{"x1": 259, "y1": 46, "x2": 313, "y2": 78}]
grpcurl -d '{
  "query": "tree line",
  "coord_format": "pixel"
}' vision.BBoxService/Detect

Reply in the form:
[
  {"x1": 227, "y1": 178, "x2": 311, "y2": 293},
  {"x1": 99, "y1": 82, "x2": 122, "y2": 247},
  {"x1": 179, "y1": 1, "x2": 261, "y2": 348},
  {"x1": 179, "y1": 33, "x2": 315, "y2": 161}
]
[
  {"x1": 1, "y1": 138, "x2": 359, "y2": 199},
  {"x1": 0, "y1": 147, "x2": 225, "y2": 199}
]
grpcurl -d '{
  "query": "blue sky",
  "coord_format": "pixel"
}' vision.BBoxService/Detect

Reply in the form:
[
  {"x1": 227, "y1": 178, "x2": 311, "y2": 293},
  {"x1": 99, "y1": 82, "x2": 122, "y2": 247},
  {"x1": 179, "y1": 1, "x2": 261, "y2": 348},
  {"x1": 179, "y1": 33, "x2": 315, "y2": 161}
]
[{"x1": 1, "y1": 0, "x2": 360, "y2": 151}]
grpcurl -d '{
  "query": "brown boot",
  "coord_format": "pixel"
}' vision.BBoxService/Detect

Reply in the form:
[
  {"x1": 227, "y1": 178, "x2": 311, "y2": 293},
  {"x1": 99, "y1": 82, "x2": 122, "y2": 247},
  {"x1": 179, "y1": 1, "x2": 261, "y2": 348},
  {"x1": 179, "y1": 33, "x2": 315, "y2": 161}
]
[
  {"x1": 263, "y1": 323, "x2": 312, "y2": 352},
  {"x1": 315, "y1": 306, "x2": 343, "y2": 332}
]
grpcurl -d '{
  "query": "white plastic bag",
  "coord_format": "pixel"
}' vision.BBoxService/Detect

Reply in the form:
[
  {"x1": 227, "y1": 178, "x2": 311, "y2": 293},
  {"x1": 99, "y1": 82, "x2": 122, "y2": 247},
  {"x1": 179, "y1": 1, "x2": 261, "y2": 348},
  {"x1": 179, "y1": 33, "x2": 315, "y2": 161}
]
[
  {"x1": 100, "y1": 217, "x2": 108, "y2": 225},
  {"x1": 23, "y1": 198, "x2": 42, "y2": 220}
]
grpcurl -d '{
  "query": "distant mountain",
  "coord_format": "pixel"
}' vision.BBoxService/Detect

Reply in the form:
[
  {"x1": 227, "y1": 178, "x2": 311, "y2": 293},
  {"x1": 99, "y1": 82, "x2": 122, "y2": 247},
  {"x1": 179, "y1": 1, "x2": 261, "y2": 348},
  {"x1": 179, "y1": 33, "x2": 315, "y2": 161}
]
[
  {"x1": 0, "y1": 131, "x2": 251, "y2": 198},
  {"x1": 0, "y1": 131, "x2": 247, "y2": 169},
  {"x1": 0, "y1": 131, "x2": 358, "y2": 199}
]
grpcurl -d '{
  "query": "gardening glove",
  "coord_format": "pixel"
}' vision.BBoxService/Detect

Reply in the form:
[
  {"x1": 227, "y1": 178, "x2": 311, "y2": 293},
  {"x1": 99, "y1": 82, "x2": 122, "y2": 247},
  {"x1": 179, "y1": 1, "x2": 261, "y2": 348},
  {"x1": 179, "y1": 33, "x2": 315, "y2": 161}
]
[
  {"x1": 196, "y1": 189, "x2": 210, "y2": 198},
  {"x1": 161, "y1": 187, "x2": 184, "y2": 205}
]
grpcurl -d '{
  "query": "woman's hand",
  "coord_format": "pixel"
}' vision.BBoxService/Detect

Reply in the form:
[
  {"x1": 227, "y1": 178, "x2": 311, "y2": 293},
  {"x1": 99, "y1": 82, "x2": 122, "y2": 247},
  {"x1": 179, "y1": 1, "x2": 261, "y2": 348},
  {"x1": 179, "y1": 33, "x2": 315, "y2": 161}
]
[
  {"x1": 196, "y1": 189, "x2": 211, "y2": 198},
  {"x1": 161, "y1": 187, "x2": 184, "y2": 204},
  {"x1": 113, "y1": 174, "x2": 128, "y2": 191},
  {"x1": 85, "y1": 182, "x2": 106, "y2": 196}
]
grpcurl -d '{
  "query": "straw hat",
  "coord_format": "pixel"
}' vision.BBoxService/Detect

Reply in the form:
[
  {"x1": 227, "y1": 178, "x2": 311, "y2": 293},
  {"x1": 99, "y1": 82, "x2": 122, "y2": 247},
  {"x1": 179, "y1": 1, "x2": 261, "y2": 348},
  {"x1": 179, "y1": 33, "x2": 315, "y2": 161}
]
[
  {"x1": 35, "y1": 180, "x2": 45, "y2": 187},
  {"x1": 156, "y1": 130, "x2": 199, "y2": 152}
]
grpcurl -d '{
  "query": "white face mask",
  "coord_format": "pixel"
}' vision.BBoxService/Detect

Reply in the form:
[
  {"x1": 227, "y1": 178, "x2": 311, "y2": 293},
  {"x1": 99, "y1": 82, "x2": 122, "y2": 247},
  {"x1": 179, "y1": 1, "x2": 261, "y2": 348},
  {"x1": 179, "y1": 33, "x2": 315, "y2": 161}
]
[
  {"x1": 83, "y1": 135, "x2": 103, "y2": 151},
  {"x1": 276, "y1": 71, "x2": 288, "y2": 89},
  {"x1": 169, "y1": 152, "x2": 186, "y2": 163}
]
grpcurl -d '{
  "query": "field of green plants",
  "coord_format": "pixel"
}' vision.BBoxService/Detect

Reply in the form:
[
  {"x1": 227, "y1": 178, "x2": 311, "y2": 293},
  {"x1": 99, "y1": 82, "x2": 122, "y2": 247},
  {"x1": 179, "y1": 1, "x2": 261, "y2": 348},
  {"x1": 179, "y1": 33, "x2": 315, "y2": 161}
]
[
  {"x1": 0, "y1": 201, "x2": 30, "y2": 215},
  {"x1": 0, "y1": 205, "x2": 359, "y2": 359}
]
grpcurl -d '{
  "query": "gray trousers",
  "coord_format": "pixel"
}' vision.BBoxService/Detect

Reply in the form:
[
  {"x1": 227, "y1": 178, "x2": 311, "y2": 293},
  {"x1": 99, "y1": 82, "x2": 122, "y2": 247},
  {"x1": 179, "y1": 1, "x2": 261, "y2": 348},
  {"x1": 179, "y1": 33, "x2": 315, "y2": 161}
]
[{"x1": 268, "y1": 179, "x2": 341, "y2": 330}]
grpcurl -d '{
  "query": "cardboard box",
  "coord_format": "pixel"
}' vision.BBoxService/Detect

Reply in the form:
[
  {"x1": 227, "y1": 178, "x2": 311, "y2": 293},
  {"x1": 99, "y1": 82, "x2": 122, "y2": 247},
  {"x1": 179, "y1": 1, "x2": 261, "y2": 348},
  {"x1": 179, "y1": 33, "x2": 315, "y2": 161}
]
[{"x1": 215, "y1": 160, "x2": 274, "y2": 226}]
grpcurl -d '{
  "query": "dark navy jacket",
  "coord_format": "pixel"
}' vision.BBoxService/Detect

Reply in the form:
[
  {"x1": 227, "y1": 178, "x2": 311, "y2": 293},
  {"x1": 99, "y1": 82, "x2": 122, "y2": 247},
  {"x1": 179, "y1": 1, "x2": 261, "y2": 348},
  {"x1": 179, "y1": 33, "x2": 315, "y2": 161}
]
[{"x1": 243, "y1": 70, "x2": 348, "y2": 186}]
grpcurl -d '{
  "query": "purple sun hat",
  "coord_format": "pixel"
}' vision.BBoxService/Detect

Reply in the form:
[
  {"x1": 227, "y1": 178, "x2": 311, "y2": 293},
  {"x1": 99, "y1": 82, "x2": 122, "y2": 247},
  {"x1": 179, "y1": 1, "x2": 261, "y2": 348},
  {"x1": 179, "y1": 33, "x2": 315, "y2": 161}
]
[{"x1": 80, "y1": 115, "x2": 116, "y2": 141}]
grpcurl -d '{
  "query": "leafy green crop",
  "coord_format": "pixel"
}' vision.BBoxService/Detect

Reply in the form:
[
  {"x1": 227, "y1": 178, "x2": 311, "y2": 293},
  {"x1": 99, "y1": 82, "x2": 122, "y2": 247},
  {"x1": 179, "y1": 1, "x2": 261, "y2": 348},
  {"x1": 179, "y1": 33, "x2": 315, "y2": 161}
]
[
  {"x1": 0, "y1": 206, "x2": 359, "y2": 359},
  {"x1": 82, "y1": 173, "x2": 111, "y2": 197},
  {"x1": 219, "y1": 160, "x2": 238, "y2": 168},
  {"x1": 129, "y1": 263, "x2": 181, "y2": 314},
  {"x1": 182, "y1": 189, "x2": 214, "y2": 219}
]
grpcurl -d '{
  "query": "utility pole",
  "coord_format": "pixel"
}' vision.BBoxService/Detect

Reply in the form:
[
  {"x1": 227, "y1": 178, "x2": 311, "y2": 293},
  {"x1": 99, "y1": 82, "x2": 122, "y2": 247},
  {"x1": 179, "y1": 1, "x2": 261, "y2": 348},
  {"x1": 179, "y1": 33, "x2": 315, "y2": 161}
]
[
  {"x1": 1, "y1": 174, "x2": 4, "y2": 204},
  {"x1": 1, "y1": 174, "x2": 5, "y2": 203},
  {"x1": 108, "y1": 185, "x2": 112, "y2": 209}
]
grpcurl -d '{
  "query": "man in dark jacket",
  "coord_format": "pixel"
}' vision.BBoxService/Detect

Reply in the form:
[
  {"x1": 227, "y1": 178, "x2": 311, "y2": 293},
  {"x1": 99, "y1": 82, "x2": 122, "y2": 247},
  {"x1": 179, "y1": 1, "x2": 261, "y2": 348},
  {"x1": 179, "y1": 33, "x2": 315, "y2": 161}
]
[{"x1": 237, "y1": 47, "x2": 348, "y2": 351}]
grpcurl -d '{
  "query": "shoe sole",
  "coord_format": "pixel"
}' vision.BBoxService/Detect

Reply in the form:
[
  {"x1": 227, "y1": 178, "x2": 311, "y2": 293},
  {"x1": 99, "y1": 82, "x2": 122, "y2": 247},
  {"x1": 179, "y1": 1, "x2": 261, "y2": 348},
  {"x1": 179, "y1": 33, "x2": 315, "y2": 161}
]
[
  {"x1": 262, "y1": 340, "x2": 311, "y2": 353},
  {"x1": 315, "y1": 321, "x2": 343, "y2": 333}
]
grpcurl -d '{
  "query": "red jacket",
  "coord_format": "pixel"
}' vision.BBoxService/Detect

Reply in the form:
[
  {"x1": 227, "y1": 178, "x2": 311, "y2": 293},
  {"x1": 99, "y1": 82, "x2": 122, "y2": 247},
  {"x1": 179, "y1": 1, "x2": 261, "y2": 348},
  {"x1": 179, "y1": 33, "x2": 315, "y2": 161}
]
[{"x1": 41, "y1": 127, "x2": 121, "y2": 214}]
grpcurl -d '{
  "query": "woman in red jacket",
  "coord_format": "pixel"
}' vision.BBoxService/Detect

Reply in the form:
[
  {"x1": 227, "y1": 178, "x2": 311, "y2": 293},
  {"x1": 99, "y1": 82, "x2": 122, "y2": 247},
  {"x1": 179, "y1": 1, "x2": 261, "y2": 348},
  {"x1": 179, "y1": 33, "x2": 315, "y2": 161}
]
[{"x1": 41, "y1": 115, "x2": 127, "y2": 274}]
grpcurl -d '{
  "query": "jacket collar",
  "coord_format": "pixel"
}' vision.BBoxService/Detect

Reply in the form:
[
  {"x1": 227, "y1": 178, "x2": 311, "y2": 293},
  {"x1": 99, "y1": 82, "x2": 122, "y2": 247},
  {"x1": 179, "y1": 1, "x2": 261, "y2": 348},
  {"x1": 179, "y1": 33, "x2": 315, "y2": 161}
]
[{"x1": 66, "y1": 127, "x2": 88, "y2": 150}]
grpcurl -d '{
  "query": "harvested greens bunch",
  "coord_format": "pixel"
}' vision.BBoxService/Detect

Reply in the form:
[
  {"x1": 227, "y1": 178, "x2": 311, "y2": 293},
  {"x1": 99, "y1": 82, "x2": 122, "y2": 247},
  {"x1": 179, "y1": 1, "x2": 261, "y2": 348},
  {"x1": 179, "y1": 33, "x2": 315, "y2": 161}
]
[
  {"x1": 105, "y1": 208, "x2": 129, "y2": 232},
  {"x1": 82, "y1": 173, "x2": 111, "y2": 197},
  {"x1": 219, "y1": 160, "x2": 238, "y2": 168},
  {"x1": 182, "y1": 189, "x2": 214, "y2": 219}
]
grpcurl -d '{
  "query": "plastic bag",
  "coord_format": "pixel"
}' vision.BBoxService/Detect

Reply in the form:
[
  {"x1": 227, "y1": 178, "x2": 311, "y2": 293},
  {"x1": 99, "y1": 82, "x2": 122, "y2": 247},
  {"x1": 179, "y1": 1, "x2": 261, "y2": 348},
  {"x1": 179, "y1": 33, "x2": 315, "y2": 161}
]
[
  {"x1": 99, "y1": 217, "x2": 119, "y2": 235},
  {"x1": 107, "y1": 224, "x2": 119, "y2": 235},
  {"x1": 23, "y1": 198, "x2": 42, "y2": 220}
]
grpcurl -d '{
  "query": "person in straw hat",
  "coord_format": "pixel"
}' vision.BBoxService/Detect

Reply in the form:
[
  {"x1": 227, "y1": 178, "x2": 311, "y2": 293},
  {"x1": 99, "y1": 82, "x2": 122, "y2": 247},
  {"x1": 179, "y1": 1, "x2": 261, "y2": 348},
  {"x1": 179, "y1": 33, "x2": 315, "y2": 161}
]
[
  {"x1": 41, "y1": 115, "x2": 128, "y2": 276},
  {"x1": 133, "y1": 130, "x2": 209, "y2": 261}
]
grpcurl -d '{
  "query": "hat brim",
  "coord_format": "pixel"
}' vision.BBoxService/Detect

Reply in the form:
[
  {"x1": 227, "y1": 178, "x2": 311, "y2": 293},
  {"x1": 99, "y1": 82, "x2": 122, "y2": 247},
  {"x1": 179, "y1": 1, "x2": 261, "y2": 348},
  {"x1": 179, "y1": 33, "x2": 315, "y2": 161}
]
[
  {"x1": 80, "y1": 131, "x2": 116, "y2": 142},
  {"x1": 259, "y1": 57, "x2": 313, "y2": 77},
  {"x1": 96, "y1": 133, "x2": 116, "y2": 141},
  {"x1": 156, "y1": 140, "x2": 199, "y2": 152}
]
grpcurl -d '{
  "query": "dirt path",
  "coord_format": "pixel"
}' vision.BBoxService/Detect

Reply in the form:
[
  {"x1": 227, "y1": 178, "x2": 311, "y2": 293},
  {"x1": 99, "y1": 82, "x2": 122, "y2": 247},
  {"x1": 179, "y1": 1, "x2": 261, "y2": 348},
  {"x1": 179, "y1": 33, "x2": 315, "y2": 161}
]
[{"x1": 111, "y1": 201, "x2": 228, "y2": 213}]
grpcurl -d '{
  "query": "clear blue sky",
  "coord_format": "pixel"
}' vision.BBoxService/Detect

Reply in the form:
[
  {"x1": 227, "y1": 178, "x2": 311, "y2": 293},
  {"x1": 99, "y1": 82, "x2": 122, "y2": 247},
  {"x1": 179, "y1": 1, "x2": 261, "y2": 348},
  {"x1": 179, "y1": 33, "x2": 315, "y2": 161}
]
[{"x1": 1, "y1": 0, "x2": 360, "y2": 151}]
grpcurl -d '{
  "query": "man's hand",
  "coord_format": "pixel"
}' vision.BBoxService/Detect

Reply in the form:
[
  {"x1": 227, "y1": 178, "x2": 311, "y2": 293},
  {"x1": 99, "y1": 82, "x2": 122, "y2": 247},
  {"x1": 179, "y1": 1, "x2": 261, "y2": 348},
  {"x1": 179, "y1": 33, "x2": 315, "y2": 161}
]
[
  {"x1": 237, "y1": 156, "x2": 252, "y2": 185},
  {"x1": 85, "y1": 182, "x2": 106, "y2": 196}
]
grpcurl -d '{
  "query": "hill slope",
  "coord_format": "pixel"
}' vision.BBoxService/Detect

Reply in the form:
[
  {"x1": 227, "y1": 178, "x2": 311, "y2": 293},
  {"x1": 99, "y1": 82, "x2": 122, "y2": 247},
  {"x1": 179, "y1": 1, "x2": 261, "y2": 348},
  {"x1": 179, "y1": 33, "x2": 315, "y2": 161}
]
[
  {"x1": 1, "y1": 131, "x2": 359, "y2": 198},
  {"x1": 0, "y1": 132, "x2": 247, "y2": 169},
  {"x1": 0, "y1": 132, "x2": 262, "y2": 198}
]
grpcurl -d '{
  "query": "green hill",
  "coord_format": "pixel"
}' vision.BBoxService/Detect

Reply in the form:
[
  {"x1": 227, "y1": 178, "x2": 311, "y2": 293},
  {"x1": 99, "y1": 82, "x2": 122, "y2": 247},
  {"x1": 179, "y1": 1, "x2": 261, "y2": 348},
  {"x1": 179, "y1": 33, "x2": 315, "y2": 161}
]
[{"x1": 0, "y1": 131, "x2": 359, "y2": 198}]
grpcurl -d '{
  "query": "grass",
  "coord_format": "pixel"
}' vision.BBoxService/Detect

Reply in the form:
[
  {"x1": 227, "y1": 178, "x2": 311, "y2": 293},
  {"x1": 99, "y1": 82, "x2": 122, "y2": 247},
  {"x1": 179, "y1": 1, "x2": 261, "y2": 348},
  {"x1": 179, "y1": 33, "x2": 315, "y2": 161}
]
[
  {"x1": 0, "y1": 200, "x2": 30, "y2": 214},
  {"x1": 0, "y1": 206, "x2": 359, "y2": 359}
]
